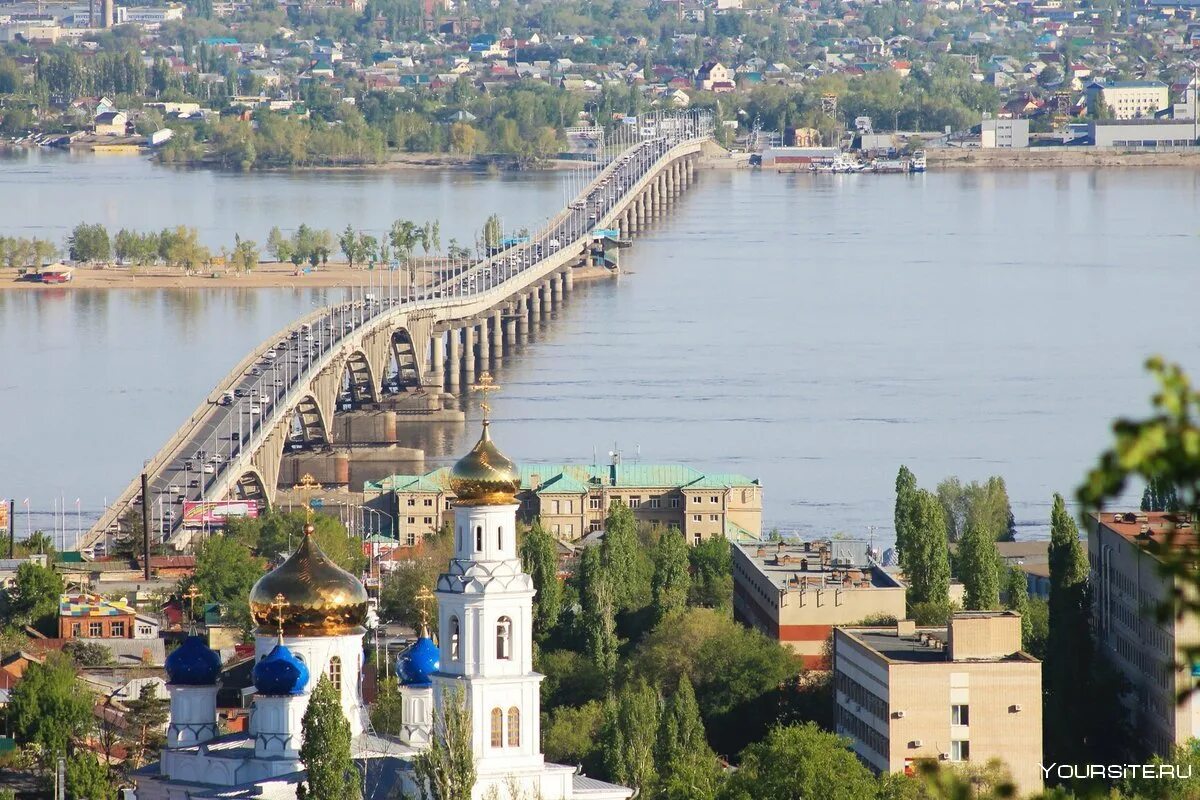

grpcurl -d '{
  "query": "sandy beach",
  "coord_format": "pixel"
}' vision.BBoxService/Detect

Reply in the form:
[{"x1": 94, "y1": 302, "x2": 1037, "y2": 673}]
[{"x1": 0, "y1": 259, "x2": 614, "y2": 291}]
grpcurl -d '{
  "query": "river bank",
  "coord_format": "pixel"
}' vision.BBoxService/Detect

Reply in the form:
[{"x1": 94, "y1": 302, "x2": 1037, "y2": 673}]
[
  {"x1": 929, "y1": 147, "x2": 1200, "y2": 169},
  {"x1": 0, "y1": 260, "x2": 616, "y2": 291}
]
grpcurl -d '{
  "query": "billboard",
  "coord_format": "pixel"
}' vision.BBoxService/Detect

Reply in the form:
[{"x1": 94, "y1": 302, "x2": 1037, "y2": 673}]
[
  {"x1": 0, "y1": 501, "x2": 7, "y2": 533},
  {"x1": 182, "y1": 500, "x2": 259, "y2": 527}
]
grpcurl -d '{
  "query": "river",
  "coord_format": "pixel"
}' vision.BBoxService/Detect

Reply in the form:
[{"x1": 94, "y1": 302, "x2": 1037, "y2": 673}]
[{"x1": 3, "y1": 148, "x2": 1200, "y2": 543}]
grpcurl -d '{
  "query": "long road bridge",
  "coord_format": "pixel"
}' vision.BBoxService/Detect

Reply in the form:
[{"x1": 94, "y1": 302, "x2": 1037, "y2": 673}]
[{"x1": 81, "y1": 111, "x2": 716, "y2": 551}]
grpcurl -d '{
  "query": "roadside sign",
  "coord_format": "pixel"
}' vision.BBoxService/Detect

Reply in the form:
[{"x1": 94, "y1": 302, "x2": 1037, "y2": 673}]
[
  {"x1": 592, "y1": 228, "x2": 619, "y2": 239},
  {"x1": 309, "y1": 498, "x2": 324, "y2": 510},
  {"x1": 181, "y1": 500, "x2": 259, "y2": 527}
]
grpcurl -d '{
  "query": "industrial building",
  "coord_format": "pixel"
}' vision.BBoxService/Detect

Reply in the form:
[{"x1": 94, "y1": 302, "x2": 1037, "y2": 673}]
[{"x1": 1089, "y1": 119, "x2": 1198, "y2": 148}]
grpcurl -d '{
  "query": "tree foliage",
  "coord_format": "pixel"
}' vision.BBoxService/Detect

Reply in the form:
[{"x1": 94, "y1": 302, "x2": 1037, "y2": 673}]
[
  {"x1": 1, "y1": 561, "x2": 64, "y2": 632},
  {"x1": 894, "y1": 465, "x2": 918, "y2": 572},
  {"x1": 413, "y1": 685, "x2": 475, "y2": 800},
  {"x1": 186, "y1": 532, "x2": 265, "y2": 632},
  {"x1": 905, "y1": 489, "x2": 950, "y2": 606},
  {"x1": 520, "y1": 521, "x2": 562, "y2": 640},
  {"x1": 8, "y1": 652, "x2": 94, "y2": 761},
  {"x1": 718, "y1": 723, "x2": 879, "y2": 800},
  {"x1": 299, "y1": 675, "x2": 360, "y2": 800},
  {"x1": 957, "y1": 522, "x2": 1001, "y2": 610},
  {"x1": 650, "y1": 528, "x2": 690, "y2": 622}
]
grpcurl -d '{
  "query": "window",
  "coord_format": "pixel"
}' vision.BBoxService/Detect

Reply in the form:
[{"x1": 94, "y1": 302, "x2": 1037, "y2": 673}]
[
  {"x1": 565, "y1": 524, "x2": 573, "y2": 537},
  {"x1": 407, "y1": 498, "x2": 416, "y2": 506},
  {"x1": 709, "y1": 514, "x2": 719, "y2": 522},
  {"x1": 475, "y1": 525, "x2": 483, "y2": 551},
  {"x1": 496, "y1": 617, "x2": 512, "y2": 660},
  {"x1": 407, "y1": 532, "x2": 416, "y2": 546},
  {"x1": 89, "y1": 622, "x2": 103, "y2": 637},
  {"x1": 670, "y1": 497, "x2": 680, "y2": 509},
  {"x1": 693, "y1": 533, "x2": 702, "y2": 545},
  {"x1": 951, "y1": 705, "x2": 969, "y2": 726},
  {"x1": 328, "y1": 656, "x2": 342, "y2": 692},
  {"x1": 629, "y1": 496, "x2": 641, "y2": 508},
  {"x1": 457, "y1": 526, "x2": 463, "y2": 551},
  {"x1": 491, "y1": 708, "x2": 504, "y2": 747},
  {"x1": 424, "y1": 498, "x2": 433, "y2": 507},
  {"x1": 408, "y1": 516, "x2": 416, "y2": 524},
  {"x1": 649, "y1": 497, "x2": 661, "y2": 509},
  {"x1": 449, "y1": 616, "x2": 460, "y2": 660},
  {"x1": 497, "y1": 526, "x2": 503, "y2": 550},
  {"x1": 552, "y1": 524, "x2": 560, "y2": 534},
  {"x1": 551, "y1": 500, "x2": 560, "y2": 514},
  {"x1": 590, "y1": 521, "x2": 603, "y2": 533},
  {"x1": 710, "y1": 495, "x2": 719, "y2": 504},
  {"x1": 564, "y1": 500, "x2": 573, "y2": 514},
  {"x1": 692, "y1": 495, "x2": 701, "y2": 504},
  {"x1": 951, "y1": 740, "x2": 970, "y2": 762},
  {"x1": 589, "y1": 497, "x2": 601, "y2": 510},
  {"x1": 507, "y1": 707, "x2": 521, "y2": 747},
  {"x1": 609, "y1": 498, "x2": 619, "y2": 508},
  {"x1": 138, "y1": 625, "x2": 152, "y2": 637},
  {"x1": 692, "y1": 514, "x2": 701, "y2": 522},
  {"x1": 424, "y1": 517, "x2": 432, "y2": 525},
  {"x1": 111, "y1": 621, "x2": 125, "y2": 637},
  {"x1": 71, "y1": 623, "x2": 81, "y2": 637}
]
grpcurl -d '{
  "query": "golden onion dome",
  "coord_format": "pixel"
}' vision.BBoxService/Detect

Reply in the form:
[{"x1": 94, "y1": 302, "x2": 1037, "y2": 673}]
[
  {"x1": 449, "y1": 421, "x2": 521, "y2": 506},
  {"x1": 248, "y1": 524, "x2": 369, "y2": 637}
]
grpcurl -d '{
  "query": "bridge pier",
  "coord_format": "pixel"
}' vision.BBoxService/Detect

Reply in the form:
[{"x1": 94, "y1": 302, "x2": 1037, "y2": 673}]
[
  {"x1": 504, "y1": 316, "x2": 517, "y2": 346},
  {"x1": 541, "y1": 281, "x2": 553, "y2": 316},
  {"x1": 429, "y1": 332, "x2": 445, "y2": 391},
  {"x1": 552, "y1": 273, "x2": 564, "y2": 303},
  {"x1": 564, "y1": 267, "x2": 574, "y2": 292},
  {"x1": 650, "y1": 180, "x2": 660, "y2": 220},
  {"x1": 476, "y1": 318, "x2": 490, "y2": 369},
  {"x1": 518, "y1": 297, "x2": 530, "y2": 337},
  {"x1": 462, "y1": 325, "x2": 475, "y2": 384},
  {"x1": 636, "y1": 194, "x2": 646, "y2": 229},
  {"x1": 446, "y1": 326, "x2": 460, "y2": 391},
  {"x1": 492, "y1": 310, "x2": 504, "y2": 361}
]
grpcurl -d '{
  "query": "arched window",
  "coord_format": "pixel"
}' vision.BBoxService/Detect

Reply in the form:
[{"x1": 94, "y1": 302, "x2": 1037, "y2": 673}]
[
  {"x1": 490, "y1": 708, "x2": 504, "y2": 747},
  {"x1": 449, "y1": 616, "x2": 460, "y2": 661},
  {"x1": 457, "y1": 526, "x2": 463, "y2": 552},
  {"x1": 475, "y1": 525, "x2": 483, "y2": 551},
  {"x1": 496, "y1": 617, "x2": 512, "y2": 660},
  {"x1": 327, "y1": 656, "x2": 342, "y2": 692},
  {"x1": 507, "y1": 707, "x2": 520, "y2": 747},
  {"x1": 497, "y1": 526, "x2": 503, "y2": 550}
]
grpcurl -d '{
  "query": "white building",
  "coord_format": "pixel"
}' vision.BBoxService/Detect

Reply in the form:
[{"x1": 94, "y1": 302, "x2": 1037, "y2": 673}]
[
  {"x1": 981, "y1": 117, "x2": 1029, "y2": 148},
  {"x1": 134, "y1": 419, "x2": 631, "y2": 800},
  {"x1": 1085, "y1": 80, "x2": 1169, "y2": 119}
]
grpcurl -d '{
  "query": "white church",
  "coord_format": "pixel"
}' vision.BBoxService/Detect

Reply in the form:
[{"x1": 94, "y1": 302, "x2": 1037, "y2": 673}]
[{"x1": 133, "y1": 419, "x2": 632, "y2": 800}]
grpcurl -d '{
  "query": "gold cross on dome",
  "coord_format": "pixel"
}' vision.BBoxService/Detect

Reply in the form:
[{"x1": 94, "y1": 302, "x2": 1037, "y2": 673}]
[
  {"x1": 272, "y1": 592, "x2": 288, "y2": 641},
  {"x1": 184, "y1": 585, "x2": 202, "y2": 633},
  {"x1": 296, "y1": 473, "x2": 322, "y2": 521},
  {"x1": 471, "y1": 372, "x2": 500, "y2": 421},
  {"x1": 414, "y1": 585, "x2": 435, "y2": 633}
]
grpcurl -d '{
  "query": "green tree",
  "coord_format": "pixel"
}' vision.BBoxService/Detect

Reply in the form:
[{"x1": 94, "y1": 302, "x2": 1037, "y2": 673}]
[
  {"x1": 1043, "y1": 492, "x2": 1093, "y2": 765},
  {"x1": 519, "y1": 521, "x2": 562, "y2": 640},
  {"x1": 957, "y1": 522, "x2": 1001, "y2": 610},
  {"x1": 65, "y1": 752, "x2": 117, "y2": 800},
  {"x1": 651, "y1": 528, "x2": 690, "y2": 622},
  {"x1": 339, "y1": 225, "x2": 363, "y2": 269},
  {"x1": 688, "y1": 534, "x2": 732, "y2": 609},
  {"x1": 8, "y1": 652, "x2": 94, "y2": 762},
  {"x1": 482, "y1": 213, "x2": 502, "y2": 252},
  {"x1": 413, "y1": 685, "x2": 475, "y2": 800},
  {"x1": 124, "y1": 683, "x2": 169, "y2": 768},
  {"x1": 543, "y1": 700, "x2": 605, "y2": 766},
  {"x1": 267, "y1": 226, "x2": 292, "y2": 263},
  {"x1": 1141, "y1": 475, "x2": 1180, "y2": 512},
  {"x1": 230, "y1": 235, "x2": 258, "y2": 272},
  {"x1": 657, "y1": 673, "x2": 720, "y2": 800},
  {"x1": 226, "y1": 510, "x2": 365, "y2": 574},
  {"x1": 1002, "y1": 565, "x2": 1032, "y2": 646},
  {"x1": 2, "y1": 560, "x2": 64, "y2": 631},
  {"x1": 63, "y1": 640, "x2": 113, "y2": 667},
  {"x1": 187, "y1": 533, "x2": 265, "y2": 633},
  {"x1": 906, "y1": 489, "x2": 950, "y2": 605},
  {"x1": 894, "y1": 465, "x2": 918, "y2": 571},
  {"x1": 370, "y1": 676, "x2": 404, "y2": 736},
  {"x1": 600, "y1": 679, "x2": 660, "y2": 795},
  {"x1": 578, "y1": 546, "x2": 618, "y2": 689},
  {"x1": 602, "y1": 500, "x2": 647, "y2": 611},
  {"x1": 67, "y1": 222, "x2": 111, "y2": 263},
  {"x1": 298, "y1": 675, "x2": 360, "y2": 800},
  {"x1": 718, "y1": 723, "x2": 879, "y2": 800}
]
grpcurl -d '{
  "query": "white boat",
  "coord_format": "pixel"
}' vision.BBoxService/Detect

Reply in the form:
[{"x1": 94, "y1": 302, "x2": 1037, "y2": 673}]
[{"x1": 909, "y1": 150, "x2": 927, "y2": 173}]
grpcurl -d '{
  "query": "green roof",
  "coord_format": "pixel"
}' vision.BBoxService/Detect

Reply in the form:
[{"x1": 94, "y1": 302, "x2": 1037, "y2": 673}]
[{"x1": 367, "y1": 463, "x2": 759, "y2": 494}]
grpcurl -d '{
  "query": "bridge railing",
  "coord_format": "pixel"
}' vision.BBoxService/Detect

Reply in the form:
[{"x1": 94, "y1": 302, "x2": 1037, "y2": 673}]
[{"x1": 85, "y1": 111, "x2": 714, "y2": 549}]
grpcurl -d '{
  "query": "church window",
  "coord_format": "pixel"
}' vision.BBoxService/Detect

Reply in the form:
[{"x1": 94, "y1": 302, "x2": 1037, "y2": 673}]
[
  {"x1": 475, "y1": 526, "x2": 483, "y2": 551},
  {"x1": 496, "y1": 617, "x2": 512, "y2": 660},
  {"x1": 497, "y1": 526, "x2": 503, "y2": 550},
  {"x1": 328, "y1": 656, "x2": 342, "y2": 692},
  {"x1": 507, "y1": 707, "x2": 520, "y2": 747},
  {"x1": 449, "y1": 616, "x2": 460, "y2": 660},
  {"x1": 491, "y1": 708, "x2": 504, "y2": 747},
  {"x1": 457, "y1": 526, "x2": 463, "y2": 551}
]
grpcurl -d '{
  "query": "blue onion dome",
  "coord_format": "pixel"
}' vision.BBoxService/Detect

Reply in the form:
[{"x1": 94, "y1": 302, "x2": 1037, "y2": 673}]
[
  {"x1": 165, "y1": 635, "x2": 222, "y2": 686},
  {"x1": 253, "y1": 643, "x2": 310, "y2": 696},
  {"x1": 398, "y1": 635, "x2": 440, "y2": 686}
]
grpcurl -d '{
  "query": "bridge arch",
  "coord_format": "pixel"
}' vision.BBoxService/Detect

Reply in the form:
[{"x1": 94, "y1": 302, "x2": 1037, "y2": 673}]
[
  {"x1": 293, "y1": 393, "x2": 329, "y2": 445},
  {"x1": 232, "y1": 467, "x2": 270, "y2": 507},
  {"x1": 391, "y1": 328, "x2": 423, "y2": 390},
  {"x1": 341, "y1": 349, "x2": 378, "y2": 405}
]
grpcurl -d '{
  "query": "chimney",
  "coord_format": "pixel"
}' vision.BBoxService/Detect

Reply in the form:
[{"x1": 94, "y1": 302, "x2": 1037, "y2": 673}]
[
  {"x1": 896, "y1": 619, "x2": 916, "y2": 637},
  {"x1": 530, "y1": 473, "x2": 540, "y2": 491}
]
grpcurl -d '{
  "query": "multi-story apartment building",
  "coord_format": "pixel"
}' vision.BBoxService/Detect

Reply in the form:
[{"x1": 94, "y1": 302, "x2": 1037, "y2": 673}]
[
  {"x1": 1088, "y1": 510, "x2": 1200, "y2": 756},
  {"x1": 833, "y1": 613, "x2": 1043, "y2": 796},
  {"x1": 732, "y1": 539, "x2": 906, "y2": 669},
  {"x1": 58, "y1": 593, "x2": 160, "y2": 640},
  {"x1": 1086, "y1": 80, "x2": 1169, "y2": 119},
  {"x1": 364, "y1": 459, "x2": 761, "y2": 547}
]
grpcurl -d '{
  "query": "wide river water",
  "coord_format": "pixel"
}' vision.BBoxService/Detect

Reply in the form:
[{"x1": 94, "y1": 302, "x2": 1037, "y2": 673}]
[{"x1": 2, "y1": 148, "x2": 1199, "y2": 543}]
